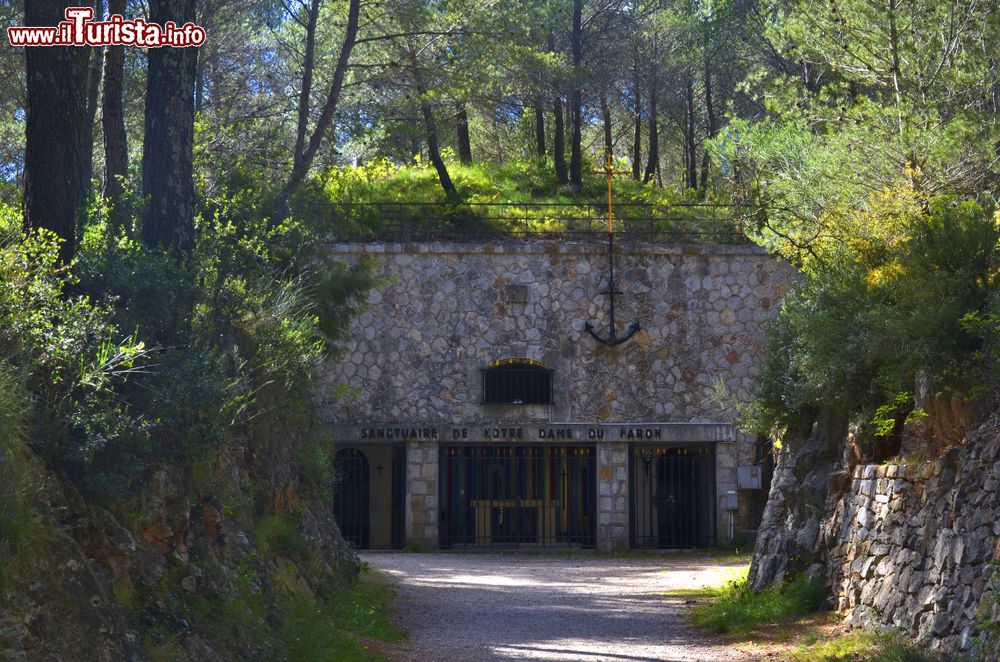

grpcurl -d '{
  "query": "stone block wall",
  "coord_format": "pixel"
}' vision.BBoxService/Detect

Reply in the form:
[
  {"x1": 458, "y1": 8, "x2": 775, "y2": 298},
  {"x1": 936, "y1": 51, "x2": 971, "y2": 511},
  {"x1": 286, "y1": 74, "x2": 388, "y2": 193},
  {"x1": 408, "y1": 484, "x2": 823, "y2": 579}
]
[
  {"x1": 597, "y1": 442, "x2": 629, "y2": 551},
  {"x1": 319, "y1": 240, "x2": 793, "y2": 426},
  {"x1": 406, "y1": 440, "x2": 438, "y2": 547},
  {"x1": 823, "y1": 439, "x2": 1000, "y2": 652}
]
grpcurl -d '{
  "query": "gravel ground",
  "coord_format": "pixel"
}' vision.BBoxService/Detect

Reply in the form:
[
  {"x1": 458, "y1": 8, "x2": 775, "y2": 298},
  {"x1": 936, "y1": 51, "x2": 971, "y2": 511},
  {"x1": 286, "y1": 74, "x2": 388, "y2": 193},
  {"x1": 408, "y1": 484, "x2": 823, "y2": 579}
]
[{"x1": 360, "y1": 551, "x2": 760, "y2": 662}]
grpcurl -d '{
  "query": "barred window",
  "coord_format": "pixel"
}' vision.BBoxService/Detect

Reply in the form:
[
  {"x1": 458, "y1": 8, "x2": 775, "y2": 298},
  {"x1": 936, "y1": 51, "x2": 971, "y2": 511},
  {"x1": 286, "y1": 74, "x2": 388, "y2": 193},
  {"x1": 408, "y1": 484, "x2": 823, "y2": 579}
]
[{"x1": 482, "y1": 358, "x2": 552, "y2": 405}]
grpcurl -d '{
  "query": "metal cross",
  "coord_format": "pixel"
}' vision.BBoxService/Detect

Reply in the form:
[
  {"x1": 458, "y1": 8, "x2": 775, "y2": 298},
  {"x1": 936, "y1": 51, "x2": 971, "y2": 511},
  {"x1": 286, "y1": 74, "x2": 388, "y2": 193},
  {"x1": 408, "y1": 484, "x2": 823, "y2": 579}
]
[{"x1": 583, "y1": 152, "x2": 641, "y2": 347}]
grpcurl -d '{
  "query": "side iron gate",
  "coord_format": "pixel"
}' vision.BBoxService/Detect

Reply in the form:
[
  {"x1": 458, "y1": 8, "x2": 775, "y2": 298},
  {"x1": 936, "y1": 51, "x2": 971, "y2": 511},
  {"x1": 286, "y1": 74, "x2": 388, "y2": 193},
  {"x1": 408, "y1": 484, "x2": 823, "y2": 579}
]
[
  {"x1": 440, "y1": 445, "x2": 596, "y2": 548},
  {"x1": 630, "y1": 445, "x2": 716, "y2": 548},
  {"x1": 333, "y1": 448, "x2": 370, "y2": 548}
]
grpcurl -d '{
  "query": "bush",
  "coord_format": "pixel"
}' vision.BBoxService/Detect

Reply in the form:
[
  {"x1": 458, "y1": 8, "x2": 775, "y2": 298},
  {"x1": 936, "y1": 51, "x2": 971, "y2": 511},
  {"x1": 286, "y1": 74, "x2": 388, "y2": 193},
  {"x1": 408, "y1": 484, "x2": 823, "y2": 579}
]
[
  {"x1": 691, "y1": 574, "x2": 828, "y2": 634},
  {"x1": 749, "y1": 191, "x2": 1000, "y2": 443}
]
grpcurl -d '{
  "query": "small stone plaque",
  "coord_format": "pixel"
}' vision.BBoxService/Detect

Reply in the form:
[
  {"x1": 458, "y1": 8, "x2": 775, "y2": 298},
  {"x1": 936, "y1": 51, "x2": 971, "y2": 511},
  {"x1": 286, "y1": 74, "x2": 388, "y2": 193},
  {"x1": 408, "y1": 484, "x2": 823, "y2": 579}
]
[{"x1": 505, "y1": 284, "x2": 529, "y2": 304}]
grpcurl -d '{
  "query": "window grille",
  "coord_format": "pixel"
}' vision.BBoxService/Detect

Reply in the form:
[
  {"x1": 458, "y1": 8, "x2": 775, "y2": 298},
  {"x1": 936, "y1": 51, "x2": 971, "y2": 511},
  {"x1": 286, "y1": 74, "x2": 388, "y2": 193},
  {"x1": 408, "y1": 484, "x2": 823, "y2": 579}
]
[{"x1": 482, "y1": 359, "x2": 552, "y2": 405}]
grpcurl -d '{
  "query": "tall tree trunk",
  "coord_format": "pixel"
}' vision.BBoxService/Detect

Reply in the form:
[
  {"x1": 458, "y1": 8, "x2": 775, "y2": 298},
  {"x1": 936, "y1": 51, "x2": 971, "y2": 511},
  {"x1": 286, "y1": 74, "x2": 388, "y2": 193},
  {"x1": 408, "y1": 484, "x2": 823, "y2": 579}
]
[
  {"x1": 82, "y1": 0, "x2": 104, "y2": 201},
  {"x1": 455, "y1": 101, "x2": 472, "y2": 164},
  {"x1": 23, "y1": 0, "x2": 90, "y2": 265},
  {"x1": 568, "y1": 0, "x2": 583, "y2": 187},
  {"x1": 553, "y1": 95, "x2": 568, "y2": 185},
  {"x1": 643, "y1": 75, "x2": 658, "y2": 185},
  {"x1": 632, "y1": 58, "x2": 641, "y2": 181},
  {"x1": 142, "y1": 0, "x2": 198, "y2": 254},
  {"x1": 600, "y1": 92, "x2": 613, "y2": 158},
  {"x1": 101, "y1": 0, "x2": 128, "y2": 214},
  {"x1": 534, "y1": 98, "x2": 545, "y2": 158},
  {"x1": 195, "y1": 58, "x2": 204, "y2": 113},
  {"x1": 887, "y1": 0, "x2": 904, "y2": 135},
  {"x1": 685, "y1": 79, "x2": 698, "y2": 190},
  {"x1": 699, "y1": 46, "x2": 717, "y2": 196},
  {"x1": 408, "y1": 48, "x2": 456, "y2": 196},
  {"x1": 293, "y1": 0, "x2": 320, "y2": 168},
  {"x1": 274, "y1": 0, "x2": 360, "y2": 216}
]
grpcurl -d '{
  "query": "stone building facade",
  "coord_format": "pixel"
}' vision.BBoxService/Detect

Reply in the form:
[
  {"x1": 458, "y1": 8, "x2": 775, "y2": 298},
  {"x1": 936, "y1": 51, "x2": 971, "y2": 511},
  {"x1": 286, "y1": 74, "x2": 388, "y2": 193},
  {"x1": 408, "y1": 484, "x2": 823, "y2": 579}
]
[{"x1": 319, "y1": 239, "x2": 793, "y2": 551}]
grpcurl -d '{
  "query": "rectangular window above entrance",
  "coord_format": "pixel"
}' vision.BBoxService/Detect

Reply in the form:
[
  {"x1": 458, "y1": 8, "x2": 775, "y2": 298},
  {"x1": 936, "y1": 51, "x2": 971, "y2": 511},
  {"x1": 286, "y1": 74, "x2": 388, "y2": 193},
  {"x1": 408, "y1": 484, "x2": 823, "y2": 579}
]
[{"x1": 482, "y1": 361, "x2": 553, "y2": 405}]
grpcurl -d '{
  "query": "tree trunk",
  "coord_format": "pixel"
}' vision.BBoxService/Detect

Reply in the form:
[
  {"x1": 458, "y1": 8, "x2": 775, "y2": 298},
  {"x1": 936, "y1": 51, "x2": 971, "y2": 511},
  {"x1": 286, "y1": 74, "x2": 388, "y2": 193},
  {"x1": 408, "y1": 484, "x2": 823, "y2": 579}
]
[
  {"x1": 101, "y1": 0, "x2": 128, "y2": 212},
  {"x1": 293, "y1": 0, "x2": 320, "y2": 168},
  {"x1": 455, "y1": 101, "x2": 472, "y2": 164},
  {"x1": 568, "y1": 0, "x2": 583, "y2": 187},
  {"x1": 553, "y1": 95, "x2": 568, "y2": 185},
  {"x1": 274, "y1": 0, "x2": 360, "y2": 216},
  {"x1": 534, "y1": 98, "x2": 545, "y2": 158},
  {"x1": 83, "y1": 0, "x2": 104, "y2": 201},
  {"x1": 23, "y1": 0, "x2": 90, "y2": 265},
  {"x1": 600, "y1": 92, "x2": 613, "y2": 158},
  {"x1": 643, "y1": 75, "x2": 658, "y2": 185},
  {"x1": 685, "y1": 79, "x2": 698, "y2": 190},
  {"x1": 142, "y1": 0, "x2": 198, "y2": 254},
  {"x1": 632, "y1": 57, "x2": 641, "y2": 181},
  {"x1": 408, "y1": 48, "x2": 456, "y2": 196},
  {"x1": 699, "y1": 47, "x2": 716, "y2": 196}
]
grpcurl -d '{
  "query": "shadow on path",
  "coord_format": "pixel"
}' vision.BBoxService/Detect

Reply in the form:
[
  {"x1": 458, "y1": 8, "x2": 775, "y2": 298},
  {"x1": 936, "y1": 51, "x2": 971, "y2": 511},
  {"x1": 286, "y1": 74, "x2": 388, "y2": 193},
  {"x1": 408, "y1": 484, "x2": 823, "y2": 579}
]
[{"x1": 360, "y1": 552, "x2": 755, "y2": 662}]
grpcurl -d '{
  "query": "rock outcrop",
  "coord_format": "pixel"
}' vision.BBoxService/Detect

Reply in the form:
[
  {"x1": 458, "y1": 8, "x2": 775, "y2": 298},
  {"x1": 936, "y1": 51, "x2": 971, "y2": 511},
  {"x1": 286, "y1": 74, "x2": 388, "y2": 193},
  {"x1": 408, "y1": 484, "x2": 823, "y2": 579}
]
[
  {"x1": 0, "y1": 434, "x2": 358, "y2": 660},
  {"x1": 751, "y1": 414, "x2": 1000, "y2": 655},
  {"x1": 747, "y1": 412, "x2": 846, "y2": 592}
]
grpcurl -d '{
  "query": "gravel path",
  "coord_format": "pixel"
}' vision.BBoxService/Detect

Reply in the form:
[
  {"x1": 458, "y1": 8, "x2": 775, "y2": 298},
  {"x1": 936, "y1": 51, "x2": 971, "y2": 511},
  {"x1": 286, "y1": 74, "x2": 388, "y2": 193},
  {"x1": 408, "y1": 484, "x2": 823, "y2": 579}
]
[{"x1": 360, "y1": 552, "x2": 758, "y2": 662}]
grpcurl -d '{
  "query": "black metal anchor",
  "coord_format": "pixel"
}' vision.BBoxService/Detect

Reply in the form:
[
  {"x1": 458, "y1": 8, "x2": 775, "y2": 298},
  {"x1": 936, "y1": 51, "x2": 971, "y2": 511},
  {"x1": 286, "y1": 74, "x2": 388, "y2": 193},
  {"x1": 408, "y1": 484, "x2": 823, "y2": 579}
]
[{"x1": 583, "y1": 153, "x2": 640, "y2": 347}]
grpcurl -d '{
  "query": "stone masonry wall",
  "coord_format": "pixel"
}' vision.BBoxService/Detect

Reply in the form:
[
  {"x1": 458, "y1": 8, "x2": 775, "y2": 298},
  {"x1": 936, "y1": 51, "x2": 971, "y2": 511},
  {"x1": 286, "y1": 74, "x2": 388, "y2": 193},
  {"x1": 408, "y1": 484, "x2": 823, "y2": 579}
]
[
  {"x1": 597, "y1": 442, "x2": 629, "y2": 550},
  {"x1": 319, "y1": 240, "x2": 792, "y2": 425},
  {"x1": 406, "y1": 440, "x2": 438, "y2": 547},
  {"x1": 823, "y1": 429, "x2": 1000, "y2": 653},
  {"x1": 751, "y1": 415, "x2": 1000, "y2": 655}
]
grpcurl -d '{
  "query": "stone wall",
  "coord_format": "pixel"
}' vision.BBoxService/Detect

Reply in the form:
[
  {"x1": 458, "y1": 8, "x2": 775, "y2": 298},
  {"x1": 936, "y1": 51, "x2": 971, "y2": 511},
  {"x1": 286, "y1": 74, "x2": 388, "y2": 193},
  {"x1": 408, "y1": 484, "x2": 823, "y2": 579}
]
[
  {"x1": 319, "y1": 240, "x2": 793, "y2": 426},
  {"x1": 823, "y1": 430, "x2": 1000, "y2": 653},
  {"x1": 597, "y1": 442, "x2": 629, "y2": 550},
  {"x1": 750, "y1": 415, "x2": 1000, "y2": 655},
  {"x1": 406, "y1": 440, "x2": 439, "y2": 547}
]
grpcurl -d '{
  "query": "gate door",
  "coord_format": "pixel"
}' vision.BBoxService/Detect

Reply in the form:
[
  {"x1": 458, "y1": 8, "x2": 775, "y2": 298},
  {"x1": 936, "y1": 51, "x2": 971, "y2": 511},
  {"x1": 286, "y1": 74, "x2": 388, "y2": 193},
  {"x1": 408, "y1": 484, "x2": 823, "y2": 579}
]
[
  {"x1": 333, "y1": 448, "x2": 370, "y2": 548},
  {"x1": 630, "y1": 445, "x2": 715, "y2": 548},
  {"x1": 440, "y1": 445, "x2": 596, "y2": 548}
]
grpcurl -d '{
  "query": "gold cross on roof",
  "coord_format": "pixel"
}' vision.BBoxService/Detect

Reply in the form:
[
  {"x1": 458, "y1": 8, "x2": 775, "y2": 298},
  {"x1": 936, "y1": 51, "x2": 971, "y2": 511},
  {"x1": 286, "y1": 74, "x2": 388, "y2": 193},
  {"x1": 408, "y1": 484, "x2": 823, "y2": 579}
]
[{"x1": 597, "y1": 152, "x2": 631, "y2": 234}]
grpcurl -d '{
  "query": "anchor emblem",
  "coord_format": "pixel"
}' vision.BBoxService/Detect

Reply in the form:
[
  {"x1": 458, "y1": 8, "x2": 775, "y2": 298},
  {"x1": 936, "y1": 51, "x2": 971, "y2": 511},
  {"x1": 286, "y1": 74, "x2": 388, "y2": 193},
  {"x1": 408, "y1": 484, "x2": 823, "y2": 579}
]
[{"x1": 583, "y1": 152, "x2": 640, "y2": 347}]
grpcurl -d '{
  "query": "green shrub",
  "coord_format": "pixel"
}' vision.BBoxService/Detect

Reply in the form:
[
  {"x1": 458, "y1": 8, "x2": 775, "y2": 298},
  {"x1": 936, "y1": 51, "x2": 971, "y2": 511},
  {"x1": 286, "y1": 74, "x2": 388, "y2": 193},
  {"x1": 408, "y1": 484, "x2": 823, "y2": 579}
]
[
  {"x1": 255, "y1": 515, "x2": 305, "y2": 557},
  {"x1": 749, "y1": 192, "x2": 1000, "y2": 442},
  {"x1": 691, "y1": 574, "x2": 828, "y2": 634},
  {"x1": 0, "y1": 361, "x2": 44, "y2": 590}
]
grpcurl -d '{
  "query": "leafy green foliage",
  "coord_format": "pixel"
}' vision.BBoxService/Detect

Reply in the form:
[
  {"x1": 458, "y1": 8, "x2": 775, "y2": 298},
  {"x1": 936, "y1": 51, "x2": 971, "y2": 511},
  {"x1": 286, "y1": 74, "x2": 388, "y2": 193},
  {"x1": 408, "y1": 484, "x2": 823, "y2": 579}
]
[
  {"x1": 787, "y1": 630, "x2": 939, "y2": 662},
  {"x1": 748, "y1": 191, "x2": 999, "y2": 440},
  {"x1": 691, "y1": 573, "x2": 827, "y2": 635},
  {"x1": 291, "y1": 157, "x2": 740, "y2": 239}
]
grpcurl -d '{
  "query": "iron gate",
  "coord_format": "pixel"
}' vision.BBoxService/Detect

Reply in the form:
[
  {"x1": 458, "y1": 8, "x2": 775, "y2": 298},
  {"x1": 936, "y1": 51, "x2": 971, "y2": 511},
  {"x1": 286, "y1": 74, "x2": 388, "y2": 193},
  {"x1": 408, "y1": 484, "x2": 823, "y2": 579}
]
[
  {"x1": 630, "y1": 445, "x2": 716, "y2": 548},
  {"x1": 333, "y1": 448, "x2": 370, "y2": 548},
  {"x1": 440, "y1": 445, "x2": 596, "y2": 548}
]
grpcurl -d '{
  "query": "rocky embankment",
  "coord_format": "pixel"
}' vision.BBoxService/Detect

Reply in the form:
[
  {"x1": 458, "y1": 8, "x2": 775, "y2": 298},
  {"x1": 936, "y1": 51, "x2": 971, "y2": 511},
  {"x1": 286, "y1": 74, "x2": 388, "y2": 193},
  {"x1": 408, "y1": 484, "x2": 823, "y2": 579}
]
[
  {"x1": 750, "y1": 415, "x2": 1000, "y2": 655},
  {"x1": 0, "y1": 436, "x2": 357, "y2": 660}
]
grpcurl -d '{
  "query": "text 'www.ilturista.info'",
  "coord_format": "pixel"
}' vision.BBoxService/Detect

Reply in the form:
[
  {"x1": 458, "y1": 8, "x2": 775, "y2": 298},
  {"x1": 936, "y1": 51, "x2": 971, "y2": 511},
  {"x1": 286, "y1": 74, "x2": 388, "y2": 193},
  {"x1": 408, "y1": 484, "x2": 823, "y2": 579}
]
[{"x1": 7, "y1": 7, "x2": 205, "y2": 47}]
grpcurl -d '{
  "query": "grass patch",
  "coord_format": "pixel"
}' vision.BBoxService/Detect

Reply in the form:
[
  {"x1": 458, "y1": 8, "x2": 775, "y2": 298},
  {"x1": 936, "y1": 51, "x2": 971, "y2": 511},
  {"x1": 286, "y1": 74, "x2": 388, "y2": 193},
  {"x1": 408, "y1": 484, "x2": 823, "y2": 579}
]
[
  {"x1": 684, "y1": 570, "x2": 938, "y2": 660},
  {"x1": 268, "y1": 564, "x2": 407, "y2": 662},
  {"x1": 690, "y1": 573, "x2": 827, "y2": 635},
  {"x1": 787, "y1": 630, "x2": 937, "y2": 661},
  {"x1": 294, "y1": 157, "x2": 741, "y2": 240}
]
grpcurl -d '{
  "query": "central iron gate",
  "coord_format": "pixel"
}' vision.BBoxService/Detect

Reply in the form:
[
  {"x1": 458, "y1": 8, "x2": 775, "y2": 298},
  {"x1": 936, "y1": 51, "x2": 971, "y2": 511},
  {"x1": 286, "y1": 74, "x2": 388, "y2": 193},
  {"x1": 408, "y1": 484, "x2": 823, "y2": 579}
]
[
  {"x1": 440, "y1": 444, "x2": 596, "y2": 548},
  {"x1": 630, "y1": 445, "x2": 716, "y2": 548}
]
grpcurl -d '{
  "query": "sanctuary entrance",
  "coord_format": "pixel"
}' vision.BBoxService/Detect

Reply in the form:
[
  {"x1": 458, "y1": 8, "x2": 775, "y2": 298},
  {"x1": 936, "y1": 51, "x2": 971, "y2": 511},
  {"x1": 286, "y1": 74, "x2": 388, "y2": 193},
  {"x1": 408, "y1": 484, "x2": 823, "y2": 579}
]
[
  {"x1": 439, "y1": 444, "x2": 596, "y2": 549},
  {"x1": 629, "y1": 445, "x2": 716, "y2": 548}
]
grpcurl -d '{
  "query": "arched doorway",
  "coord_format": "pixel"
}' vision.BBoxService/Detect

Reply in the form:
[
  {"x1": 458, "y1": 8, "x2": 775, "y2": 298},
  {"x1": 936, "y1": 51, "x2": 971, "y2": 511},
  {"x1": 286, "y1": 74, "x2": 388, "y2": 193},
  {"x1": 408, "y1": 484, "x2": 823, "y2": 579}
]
[{"x1": 333, "y1": 448, "x2": 370, "y2": 548}]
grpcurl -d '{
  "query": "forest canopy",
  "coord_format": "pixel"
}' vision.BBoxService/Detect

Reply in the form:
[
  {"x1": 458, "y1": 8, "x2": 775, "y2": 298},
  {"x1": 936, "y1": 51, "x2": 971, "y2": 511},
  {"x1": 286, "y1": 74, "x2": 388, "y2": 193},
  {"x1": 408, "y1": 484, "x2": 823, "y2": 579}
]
[{"x1": 0, "y1": 0, "x2": 999, "y2": 485}]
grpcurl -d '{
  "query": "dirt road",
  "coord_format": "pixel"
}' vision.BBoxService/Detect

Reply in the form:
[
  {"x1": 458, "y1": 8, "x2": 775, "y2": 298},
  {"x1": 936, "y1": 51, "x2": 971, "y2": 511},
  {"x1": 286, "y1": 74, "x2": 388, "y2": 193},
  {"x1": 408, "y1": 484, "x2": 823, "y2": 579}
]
[{"x1": 361, "y1": 552, "x2": 758, "y2": 662}]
